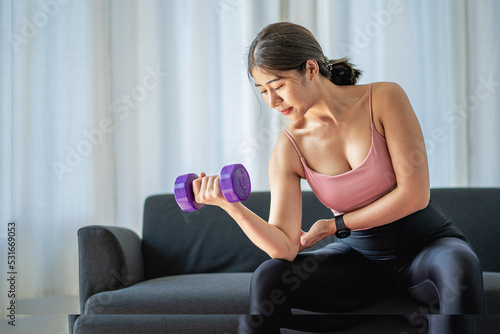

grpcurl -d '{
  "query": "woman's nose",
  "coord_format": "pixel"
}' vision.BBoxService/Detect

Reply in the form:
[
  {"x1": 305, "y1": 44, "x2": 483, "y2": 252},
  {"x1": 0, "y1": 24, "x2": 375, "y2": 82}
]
[{"x1": 268, "y1": 92, "x2": 282, "y2": 109}]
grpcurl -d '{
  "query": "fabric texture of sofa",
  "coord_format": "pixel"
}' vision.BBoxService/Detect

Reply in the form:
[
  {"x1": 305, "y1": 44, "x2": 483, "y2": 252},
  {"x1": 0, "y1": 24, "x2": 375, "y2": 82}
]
[{"x1": 69, "y1": 188, "x2": 500, "y2": 333}]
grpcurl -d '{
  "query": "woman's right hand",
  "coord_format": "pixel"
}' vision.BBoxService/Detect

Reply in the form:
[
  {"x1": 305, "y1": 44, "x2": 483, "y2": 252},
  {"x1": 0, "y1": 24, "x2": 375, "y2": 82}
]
[
  {"x1": 300, "y1": 219, "x2": 336, "y2": 250},
  {"x1": 298, "y1": 230, "x2": 308, "y2": 252}
]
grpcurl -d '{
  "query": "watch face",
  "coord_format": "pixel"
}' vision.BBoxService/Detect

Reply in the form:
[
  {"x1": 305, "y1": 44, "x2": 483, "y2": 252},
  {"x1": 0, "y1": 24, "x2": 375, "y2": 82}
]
[{"x1": 336, "y1": 229, "x2": 351, "y2": 238}]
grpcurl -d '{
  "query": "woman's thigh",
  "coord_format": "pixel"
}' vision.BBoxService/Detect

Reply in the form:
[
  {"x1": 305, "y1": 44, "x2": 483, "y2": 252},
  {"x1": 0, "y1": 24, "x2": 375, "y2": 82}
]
[
  {"x1": 401, "y1": 237, "x2": 486, "y2": 314},
  {"x1": 249, "y1": 242, "x2": 398, "y2": 314}
]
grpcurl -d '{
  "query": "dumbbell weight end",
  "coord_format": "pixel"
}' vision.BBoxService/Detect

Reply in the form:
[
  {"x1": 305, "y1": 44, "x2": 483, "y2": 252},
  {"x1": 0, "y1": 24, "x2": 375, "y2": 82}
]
[
  {"x1": 220, "y1": 164, "x2": 251, "y2": 203},
  {"x1": 174, "y1": 173, "x2": 204, "y2": 212}
]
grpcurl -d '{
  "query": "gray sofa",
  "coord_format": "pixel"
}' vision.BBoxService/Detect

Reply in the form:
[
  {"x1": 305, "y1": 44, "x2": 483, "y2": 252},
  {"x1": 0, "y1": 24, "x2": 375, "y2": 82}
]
[{"x1": 69, "y1": 188, "x2": 500, "y2": 333}]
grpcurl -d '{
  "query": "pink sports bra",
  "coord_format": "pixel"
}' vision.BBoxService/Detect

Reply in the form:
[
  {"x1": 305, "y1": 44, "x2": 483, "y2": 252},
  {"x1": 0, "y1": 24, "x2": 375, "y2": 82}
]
[{"x1": 283, "y1": 83, "x2": 397, "y2": 216}]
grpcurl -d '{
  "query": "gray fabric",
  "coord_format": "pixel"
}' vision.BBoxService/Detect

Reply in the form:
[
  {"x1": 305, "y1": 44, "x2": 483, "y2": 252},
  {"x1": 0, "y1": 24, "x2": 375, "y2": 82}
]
[
  {"x1": 483, "y1": 272, "x2": 500, "y2": 314},
  {"x1": 73, "y1": 314, "x2": 239, "y2": 334},
  {"x1": 292, "y1": 297, "x2": 426, "y2": 316},
  {"x1": 78, "y1": 226, "x2": 145, "y2": 313},
  {"x1": 83, "y1": 271, "x2": 500, "y2": 316},
  {"x1": 71, "y1": 314, "x2": 500, "y2": 334},
  {"x1": 142, "y1": 194, "x2": 269, "y2": 279},
  {"x1": 68, "y1": 314, "x2": 79, "y2": 334},
  {"x1": 430, "y1": 188, "x2": 500, "y2": 272},
  {"x1": 474, "y1": 315, "x2": 500, "y2": 334},
  {"x1": 281, "y1": 315, "x2": 427, "y2": 334},
  {"x1": 141, "y1": 192, "x2": 334, "y2": 279},
  {"x1": 74, "y1": 188, "x2": 500, "y2": 333},
  {"x1": 85, "y1": 273, "x2": 252, "y2": 315},
  {"x1": 141, "y1": 189, "x2": 500, "y2": 280}
]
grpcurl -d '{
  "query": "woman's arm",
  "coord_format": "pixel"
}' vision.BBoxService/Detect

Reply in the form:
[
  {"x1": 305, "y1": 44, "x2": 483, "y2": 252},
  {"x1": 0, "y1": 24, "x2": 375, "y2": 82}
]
[
  {"x1": 192, "y1": 133, "x2": 304, "y2": 261},
  {"x1": 301, "y1": 82, "x2": 430, "y2": 248},
  {"x1": 344, "y1": 83, "x2": 430, "y2": 227}
]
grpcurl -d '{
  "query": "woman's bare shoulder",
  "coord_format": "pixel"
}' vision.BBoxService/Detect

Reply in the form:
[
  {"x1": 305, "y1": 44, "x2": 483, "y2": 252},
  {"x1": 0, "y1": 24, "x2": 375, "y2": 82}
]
[
  {"x1": 372, "y1": 81, "x2": 408, "y2": 102},
  {"x1": 371, "y1": 82, "x2": 412, "y2": 115},
  {"x1": 269, "y1": 130, "x2": 305, "y2": 179}
]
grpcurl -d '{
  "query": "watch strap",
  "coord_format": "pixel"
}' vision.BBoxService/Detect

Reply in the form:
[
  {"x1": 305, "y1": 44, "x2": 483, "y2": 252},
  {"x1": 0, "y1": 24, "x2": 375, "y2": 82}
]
[{"x1": 335, "y1": 215, "x2": 351, "y2": 238}]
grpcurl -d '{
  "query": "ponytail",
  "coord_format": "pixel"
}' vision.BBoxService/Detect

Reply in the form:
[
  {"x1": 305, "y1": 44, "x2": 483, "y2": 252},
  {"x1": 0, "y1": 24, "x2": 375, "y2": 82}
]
[{"x1": 324, "y1": 57, "x2": 362, "y2": 86}]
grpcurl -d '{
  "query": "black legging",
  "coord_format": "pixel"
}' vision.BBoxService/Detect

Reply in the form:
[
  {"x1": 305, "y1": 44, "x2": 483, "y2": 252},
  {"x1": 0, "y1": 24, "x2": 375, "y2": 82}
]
[{"x1": 239, "y1": 203, "x2": 486, "y2": 333}]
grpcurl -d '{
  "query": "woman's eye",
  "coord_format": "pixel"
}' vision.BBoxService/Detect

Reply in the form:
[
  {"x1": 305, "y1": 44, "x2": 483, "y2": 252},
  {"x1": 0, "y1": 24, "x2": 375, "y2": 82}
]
[{"x1": 260, "y1": 84, "x2": 282, "y2": 95}]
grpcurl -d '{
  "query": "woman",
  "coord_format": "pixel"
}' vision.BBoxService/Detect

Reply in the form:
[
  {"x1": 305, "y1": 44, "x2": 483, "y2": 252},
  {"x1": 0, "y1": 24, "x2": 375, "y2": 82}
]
[{"x1": 192, "y1": 22, "x2": 486, "y2": 333}]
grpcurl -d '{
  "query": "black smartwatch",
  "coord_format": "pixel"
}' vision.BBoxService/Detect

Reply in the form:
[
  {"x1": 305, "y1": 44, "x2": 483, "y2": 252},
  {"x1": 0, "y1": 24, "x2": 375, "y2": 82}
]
[{"x1": 334, "y1": 215, "x2": 351, "y2": 238}]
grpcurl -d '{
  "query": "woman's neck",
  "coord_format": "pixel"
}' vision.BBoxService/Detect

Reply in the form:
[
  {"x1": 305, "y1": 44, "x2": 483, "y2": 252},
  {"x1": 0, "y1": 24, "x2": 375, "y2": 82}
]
[{"x1": 304, "y1": 78, "x2": 363, "y2": 125}]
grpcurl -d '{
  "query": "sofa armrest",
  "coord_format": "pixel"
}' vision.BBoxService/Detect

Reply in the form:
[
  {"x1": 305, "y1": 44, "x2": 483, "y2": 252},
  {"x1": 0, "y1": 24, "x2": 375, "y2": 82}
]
[{"x1": 78, "y1": 225, "x2": 145, "y2": 313}]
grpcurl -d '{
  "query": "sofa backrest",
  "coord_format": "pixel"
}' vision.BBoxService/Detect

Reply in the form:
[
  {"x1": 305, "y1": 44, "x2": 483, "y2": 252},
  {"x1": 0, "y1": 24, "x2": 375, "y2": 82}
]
[
  {"x1": 142, "y1": 191, "x2": 333, "y2": 279},
  {"x1": 430, "y1": 188, "x2": 500, "y2": 272},
  {"x1": 142, "y1": 188, "x2": 500, "y2": 279}
]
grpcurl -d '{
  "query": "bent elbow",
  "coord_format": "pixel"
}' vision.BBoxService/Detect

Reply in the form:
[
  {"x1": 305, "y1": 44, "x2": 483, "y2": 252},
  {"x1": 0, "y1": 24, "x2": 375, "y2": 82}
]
[
  {"x1": 270, "y1": 253, "x2": 297, "y2": 262},
  {"x1": 268, "y1": 246, "x2": 298, "y2": 262},
  {"x1": 420, "y1": 192, "x2": 430, "y2": 210},
  {"x1": 410, "y1": 188, "x2": 430, "y2": 213},
  {"x1": 419, "y1": 187, "x2": 430, "y2": 209}
]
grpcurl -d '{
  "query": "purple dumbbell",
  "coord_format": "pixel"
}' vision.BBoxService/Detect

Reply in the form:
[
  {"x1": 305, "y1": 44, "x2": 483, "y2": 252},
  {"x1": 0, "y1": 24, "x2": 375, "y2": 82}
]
[{"x1": 174, "y1": 164, "x2": 251, "y2": 212}]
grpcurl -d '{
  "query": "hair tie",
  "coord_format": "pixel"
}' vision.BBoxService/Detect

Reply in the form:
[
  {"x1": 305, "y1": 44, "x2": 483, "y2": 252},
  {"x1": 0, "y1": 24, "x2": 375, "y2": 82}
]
[{"x1": 324, "y1": 56, "x2": 334, "y2": 72}]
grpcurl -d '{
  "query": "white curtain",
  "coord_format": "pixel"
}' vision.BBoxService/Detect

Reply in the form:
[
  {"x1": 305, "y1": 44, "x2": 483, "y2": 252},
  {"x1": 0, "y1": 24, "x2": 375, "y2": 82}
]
[{"x1": 1, "y1": 0, "x2": 499, "y2": 307}]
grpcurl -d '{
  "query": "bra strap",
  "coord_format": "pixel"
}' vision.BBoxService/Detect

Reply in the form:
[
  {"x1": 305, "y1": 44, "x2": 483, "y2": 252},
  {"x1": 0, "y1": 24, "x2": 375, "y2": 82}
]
[
  {"x1": 369, "y1": 83, "x2": 374, "y2": 124},
  {"x1": 283, "y1": 130, "x2": 304, "y2": 159}
]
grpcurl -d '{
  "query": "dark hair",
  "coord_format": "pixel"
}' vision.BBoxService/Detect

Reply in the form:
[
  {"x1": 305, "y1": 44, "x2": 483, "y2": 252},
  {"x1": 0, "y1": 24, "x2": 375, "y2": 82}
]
[{"x1": 248, "y1": 22, "x2": 361, "y2": 86}]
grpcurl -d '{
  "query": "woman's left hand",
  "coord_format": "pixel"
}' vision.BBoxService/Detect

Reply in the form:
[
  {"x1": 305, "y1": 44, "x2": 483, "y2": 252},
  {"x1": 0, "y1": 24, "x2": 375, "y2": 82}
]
[{"x1": 300, "y1": 219, "x2": 336, "y2": 250}]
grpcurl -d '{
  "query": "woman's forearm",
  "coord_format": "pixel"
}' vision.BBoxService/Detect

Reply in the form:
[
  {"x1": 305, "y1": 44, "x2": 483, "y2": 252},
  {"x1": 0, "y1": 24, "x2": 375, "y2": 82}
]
[
  {"x1": 222, "y1": 202, "x2": 299, "y2": 261},
  {"x1": 344, "y1": 185, "x2": 430, "y2": 231},
  {"x1": 191, "y1": 168, "x2": 302, "y2": 261}
]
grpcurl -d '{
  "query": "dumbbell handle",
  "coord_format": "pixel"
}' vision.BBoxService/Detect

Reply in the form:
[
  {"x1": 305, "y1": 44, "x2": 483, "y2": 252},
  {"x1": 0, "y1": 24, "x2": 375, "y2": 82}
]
[{"x1": 174, "y1": 164, "x2": 251, "y2": 212}]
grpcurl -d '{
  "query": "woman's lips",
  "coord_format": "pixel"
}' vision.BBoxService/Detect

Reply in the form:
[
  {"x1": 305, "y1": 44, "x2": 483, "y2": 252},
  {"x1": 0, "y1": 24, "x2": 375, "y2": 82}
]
[{"x1": 280, "y1": 107, "x2": 292, "y2": 116}]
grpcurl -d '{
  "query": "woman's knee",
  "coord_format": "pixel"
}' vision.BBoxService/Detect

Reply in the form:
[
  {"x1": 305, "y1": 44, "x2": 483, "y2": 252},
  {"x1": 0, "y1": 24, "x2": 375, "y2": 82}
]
[
  {"x1": 251, "y1": 259, "x2": 290, "y2": 290},
  {"x1": 249, "y1": 259, "x2": 294, "y2": 307},
  {"x1": 247, "y1": 259, "x2": 296, "y2": 325},
  {"x1": 251, "y1": 253, "x2": 326, "y2": 295},
  {"x1": 249, "y1": 253, "x2": 329, "y2": 311},
  {"x1": 433, "y1": 239, "x2": 483, "y2": 287},
  {"x1": 420, "y1": 238, "x2": 486, "y2": 313}
]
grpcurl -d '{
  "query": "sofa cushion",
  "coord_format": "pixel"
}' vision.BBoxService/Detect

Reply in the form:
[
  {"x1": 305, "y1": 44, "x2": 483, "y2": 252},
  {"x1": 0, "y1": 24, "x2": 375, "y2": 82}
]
[
  {"x1": 142, "y1": 194, "x2": 269, "y2": 279},
  {"x1": 142, "y1": 192, "x2": 334, "y2": 279},
  {"x1": 84, "y1": 270, "x2": 500, "y2": 317},
  {"x1": 72, "y1": 314, "x2": 500, "y2": 334},
  {"x1": 85, "y1": 273, "x2": 252, "y2": 315},
  {"x1": 484, "y1": 272, "x2": 500, "y2": 314},
  {"x1": 73, "y1": 314, "x2": 240, "y2": 334},
  {"x1": 142, "y1": 189, "x2": 500, "y2": 280},
  {"x1": 430, "y1": 188, "x2": 500, "y2": 272}
]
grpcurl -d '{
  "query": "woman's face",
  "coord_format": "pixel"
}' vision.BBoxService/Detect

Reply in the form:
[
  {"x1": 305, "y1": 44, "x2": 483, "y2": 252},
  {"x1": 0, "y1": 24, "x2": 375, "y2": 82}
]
[{"x1": 251, "y1": 67, "x2": 315, "y2": 121}]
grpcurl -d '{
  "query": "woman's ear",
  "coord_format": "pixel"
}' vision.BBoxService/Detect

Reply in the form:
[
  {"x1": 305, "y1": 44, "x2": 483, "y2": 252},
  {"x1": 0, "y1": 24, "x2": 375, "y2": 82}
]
[{"x1": 305, "y1": 59, "x2": 319, "y2": 80}]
